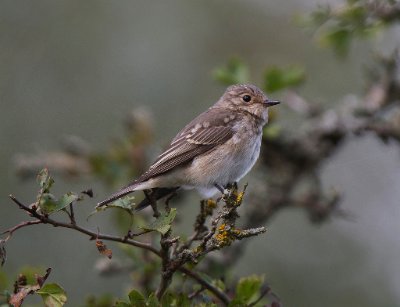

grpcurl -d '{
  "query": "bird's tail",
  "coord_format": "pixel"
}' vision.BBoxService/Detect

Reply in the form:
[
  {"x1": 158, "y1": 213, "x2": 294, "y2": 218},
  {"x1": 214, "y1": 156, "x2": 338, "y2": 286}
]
[
  {"x1": 96, "y1": 182, "x2": 140, "y2": 208},
  {"x1": 96, "y1": 185, "x2": 179, "y2": 211},
  {"x1": 134, "y1": 187, "x2": 179, "y2": 211}
]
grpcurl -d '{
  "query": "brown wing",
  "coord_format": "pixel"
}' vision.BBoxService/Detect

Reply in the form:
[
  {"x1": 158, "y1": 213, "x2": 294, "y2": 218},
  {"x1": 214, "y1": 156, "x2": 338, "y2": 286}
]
[
  {"x1": 135, "y1": 107, "x2": 238, "y2": 182},
  {"x1": 137, "y1": 125, "x2": 233, "y2": 182}
]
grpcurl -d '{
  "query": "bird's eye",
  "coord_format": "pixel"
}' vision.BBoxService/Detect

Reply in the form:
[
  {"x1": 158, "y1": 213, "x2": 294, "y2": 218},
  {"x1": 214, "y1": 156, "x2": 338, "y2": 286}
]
[{"x1": 242, "y1": 95, "x2": 251, "y2": 102}]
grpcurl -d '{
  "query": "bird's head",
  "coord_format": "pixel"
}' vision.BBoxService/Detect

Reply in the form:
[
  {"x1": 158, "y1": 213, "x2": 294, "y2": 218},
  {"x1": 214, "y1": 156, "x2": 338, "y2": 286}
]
[{"x1": 215, "y1": 84, "x2": 280, "y2": 123}]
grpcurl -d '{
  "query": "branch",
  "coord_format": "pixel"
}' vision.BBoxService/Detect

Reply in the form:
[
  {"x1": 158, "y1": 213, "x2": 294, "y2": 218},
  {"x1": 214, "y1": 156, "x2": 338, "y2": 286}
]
[
  {"x1": 1, "y1": 220, "x2": 42, "y2": 240},
  {"x1": 7, "y1": 195, "x2": 161, "y2": 257},
  {"x1": 3, "y1": 194, "x2": 237, "y2": 305},
  {"x1": 179, "y1": 267, "x2": 230, "y2": 305}
]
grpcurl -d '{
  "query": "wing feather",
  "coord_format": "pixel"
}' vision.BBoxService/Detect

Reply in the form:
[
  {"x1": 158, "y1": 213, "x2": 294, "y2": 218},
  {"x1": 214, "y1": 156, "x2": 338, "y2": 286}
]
[{"x1": 137, "y1": 125, "x2": 233, "y2": 182}]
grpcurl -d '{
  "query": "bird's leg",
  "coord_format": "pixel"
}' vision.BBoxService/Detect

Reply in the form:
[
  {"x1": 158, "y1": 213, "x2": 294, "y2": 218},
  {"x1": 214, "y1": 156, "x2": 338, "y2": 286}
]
[
  {"x1": 214, "y1": 183, "x2": 224, "y2": 194},
  {"x1": 225, "y1": 182, "x2": 238, "y2": 190},
  {"x1": 214, "y1": 183, "x2": 229, "y2": 196},
  {"x1": 164, "y1": 188, "x2": 179, "y2": 213},
  {"x1": 144, "y1": 189, "x2": 160, "y2": 218}
]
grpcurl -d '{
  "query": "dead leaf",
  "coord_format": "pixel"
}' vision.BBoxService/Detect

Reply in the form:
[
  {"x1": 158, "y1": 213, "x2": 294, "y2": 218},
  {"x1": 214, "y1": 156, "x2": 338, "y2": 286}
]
[{"x1": 96, "y1": 240, "x2": 112, "y2": 259}]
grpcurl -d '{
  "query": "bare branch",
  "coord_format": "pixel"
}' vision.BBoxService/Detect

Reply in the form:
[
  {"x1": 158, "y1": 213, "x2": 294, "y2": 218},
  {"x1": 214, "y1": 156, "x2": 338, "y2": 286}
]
[
  {"x1": 7, "y1": 195, "x2": 161, "y2": 257},
  {"x1": 179, "y1": 267, "x2": 230, "y2": 306}
]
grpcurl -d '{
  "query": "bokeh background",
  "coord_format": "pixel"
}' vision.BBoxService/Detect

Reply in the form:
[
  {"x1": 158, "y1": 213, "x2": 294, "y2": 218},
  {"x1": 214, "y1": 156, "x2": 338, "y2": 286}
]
[{"x1": 1, "y1": 0, "x2": 400, "y2": 306}]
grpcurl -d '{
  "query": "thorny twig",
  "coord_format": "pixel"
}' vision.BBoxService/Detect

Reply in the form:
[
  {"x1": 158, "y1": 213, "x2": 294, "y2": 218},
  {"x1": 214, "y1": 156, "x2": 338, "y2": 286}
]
[{"x1": 153, "y1": 184, "x2": 265, "y2": 303}]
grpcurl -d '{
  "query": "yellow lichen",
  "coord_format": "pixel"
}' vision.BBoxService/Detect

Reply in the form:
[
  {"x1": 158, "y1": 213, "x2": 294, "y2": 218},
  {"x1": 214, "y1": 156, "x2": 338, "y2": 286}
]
[
  {"x1": 215, "y1": 224, "x2": 241, "y2": 246},
  {"x1": 218, "y1": 224, "x2": 226, "y2": 231},
  {"x1": 206, "y1": 199, "x2": 217, "y2": 208},
  {"x1": 235, "y1": 191, "x2": 244, "y2": 204}
]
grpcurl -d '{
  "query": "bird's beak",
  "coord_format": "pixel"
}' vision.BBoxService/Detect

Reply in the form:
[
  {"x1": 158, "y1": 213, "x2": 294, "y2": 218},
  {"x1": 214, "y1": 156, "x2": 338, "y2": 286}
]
[{"x1": 264, "y1": 99, "x2": 280, "y2": 107}]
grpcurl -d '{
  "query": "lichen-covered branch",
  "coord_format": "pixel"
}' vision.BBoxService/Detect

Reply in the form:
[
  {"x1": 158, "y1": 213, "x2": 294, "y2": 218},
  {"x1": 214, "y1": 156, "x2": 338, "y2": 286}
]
[{"x1": 1, "y1": 176, "x2": 267, "y2": 305}]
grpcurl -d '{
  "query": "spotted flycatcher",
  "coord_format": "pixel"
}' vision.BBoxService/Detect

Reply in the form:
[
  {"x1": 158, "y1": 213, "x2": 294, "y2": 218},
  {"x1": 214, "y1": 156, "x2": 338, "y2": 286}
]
[{"x1": 97, "y1": 84, "x2": 280, "y2": 209}]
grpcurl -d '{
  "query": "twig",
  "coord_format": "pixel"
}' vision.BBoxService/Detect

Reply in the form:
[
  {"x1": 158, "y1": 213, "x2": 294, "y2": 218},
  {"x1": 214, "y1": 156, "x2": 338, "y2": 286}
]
[
  {"x1": 179, "y1": 267, "x2": 230, "y2": 306},
  {"x1": 156, "y1": 229, "x2": 173, "y2": 300},
  {"x1": 1, "y1": 220, "x2": 42, "y2": 239},
  {"x1": 7, "y1": 195, "x2": 161, "y2": 257},
  {"x1": 188, "y1": 286, "x2": 205, "y2": 300},
  {"x1": 68, "y1": 203, "x2": 76, "y2": 225}
]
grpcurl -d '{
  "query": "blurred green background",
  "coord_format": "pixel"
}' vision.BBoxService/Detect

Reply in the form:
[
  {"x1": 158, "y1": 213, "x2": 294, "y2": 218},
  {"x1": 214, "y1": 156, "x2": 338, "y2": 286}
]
[{"x1": 1, "y1": 0, "x2": 400, "y2": 306}]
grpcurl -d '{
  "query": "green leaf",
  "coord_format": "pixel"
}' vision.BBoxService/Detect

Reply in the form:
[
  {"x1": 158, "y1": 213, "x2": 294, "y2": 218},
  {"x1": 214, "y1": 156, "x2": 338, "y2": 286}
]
[
  {"x1": 37, "y1": 168, "x2": 54, "y2": 193},
  {"x1": 39, "y1": 193, "x2": 58, "y2": 214},
  {"x1": 36, "y1": 283, "x2": 67, "y2": 307},
  {"x1": 128, "y1": 289, "x2": 146, "y2": 307},
  {"x1": 213, "y1": 58, "x2": 249, "y2": 86},
  {"x1": 89, "y1": 196, "x2": 135, "y2": 219},
  {"x1": 39, "y1": 192, "x2": 78, "y2": 215},
  {"x1": 175, "y1": 293, "x2": 190, "y2": 307},
  {"x1": 140, "y1": 208, "x2": 177, "y2": 235},
  {"x1": 319, "y1": 27, "x2": 352, "y2": 57},
  {"x1": 96, "y1": 196, "x2": 135, "y2": 212},
  {"x1": 264, "y1": 66, "x2": 305, "y2": 93},
  {"x1": 114, "y1": 301, "x2": 131, "y2": 307},
  {"x1": 308, "y1": 5, "x2": 331, "y2": 27},
  {"x1": 147, "y1": 293, "x2": 159, "y2": 307},
  {"x1": 56, "y1": 192, "x2": 79, "y2": 211},
  {"x1": 160, "y1": 292, "x2": 175, "y2": 307},
  {"x1": 232, "y1": 275, "x2": 264, "y2": 305},
  {"x1": 84, "y1": 294, "x2": 114, "y2": 307}
]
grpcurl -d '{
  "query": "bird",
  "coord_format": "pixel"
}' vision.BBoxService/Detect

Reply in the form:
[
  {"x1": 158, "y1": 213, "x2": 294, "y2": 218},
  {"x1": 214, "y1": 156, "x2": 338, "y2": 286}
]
[{"x1": 96, "y1": 84, "x2": 280, "y2": 210}]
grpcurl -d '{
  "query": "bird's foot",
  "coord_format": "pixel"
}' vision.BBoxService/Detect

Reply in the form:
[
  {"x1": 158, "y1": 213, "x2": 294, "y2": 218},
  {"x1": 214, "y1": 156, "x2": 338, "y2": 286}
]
[
  {"x1": 214, "y1": 183, "x2": 229, "y2": 195},
  {"x1": 144, "y1": 189, "x2": 160, "y2": 218}
]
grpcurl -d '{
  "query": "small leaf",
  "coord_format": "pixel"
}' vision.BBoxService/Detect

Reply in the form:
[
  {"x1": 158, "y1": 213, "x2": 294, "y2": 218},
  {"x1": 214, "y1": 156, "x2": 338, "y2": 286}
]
[
  {"x1": 140, "y1": 208, "x2": 177, "y2": 235},
  {"x1": 39, "y1": 192, "x2": 78, "y2": 215},
  {"x1": 128, "y1": 289, "x2": 146, "y2": 307},
  {"x1": 319, "y1": 27, "x2": 352, "y2": 57},
  {"x1": 37, "y1": 168, "x2": 54, "y2": 193},
  {"x1": 95, "y1": 240, "x2": 113, "y2": 259},
  {"x1": 36, "y1": 283, "x2": 67, "y2": 307},
  {"x1": 264, "y1": 66, "x2": 305, "y2": 93},
  {"x1": 96, "y1": 196, "x2": 135, "y2": 212},
  {"x1": 233, "y1": 275, "x2": 264, "y2": 304},
  {"x1": 57, "y1": 192, "x2": 79, "y2": 210},
  {"x1": 114, "y1": 301, "x2": 131, "y2": 307},
  {"x1": 213, "y1": 58, "x2": 249, "y2": 85},
  {"x1": 147, "y1": 293, "x2": 159, "y2": 307},
  {"x1": 175, "y1": 293, "x2": 191, "y2": 307},
  {"x1": 296, "y1": 4, "x2": 331, "y2": 29},
  {"x1": 39, "y1": 193, "x2": 58, "y2": 215},
  {"x1": 160, "y1": 292, "x2": 175, "y2": 307},
  {"x1": 89, "y1": 196, "x2": 135, "y2": 220}
]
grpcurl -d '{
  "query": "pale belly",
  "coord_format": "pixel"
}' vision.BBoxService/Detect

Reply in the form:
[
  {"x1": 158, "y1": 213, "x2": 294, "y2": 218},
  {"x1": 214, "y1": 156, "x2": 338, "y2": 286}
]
[{"x1": 181, "y1": 132, "x2": 262, "y2": 194}]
